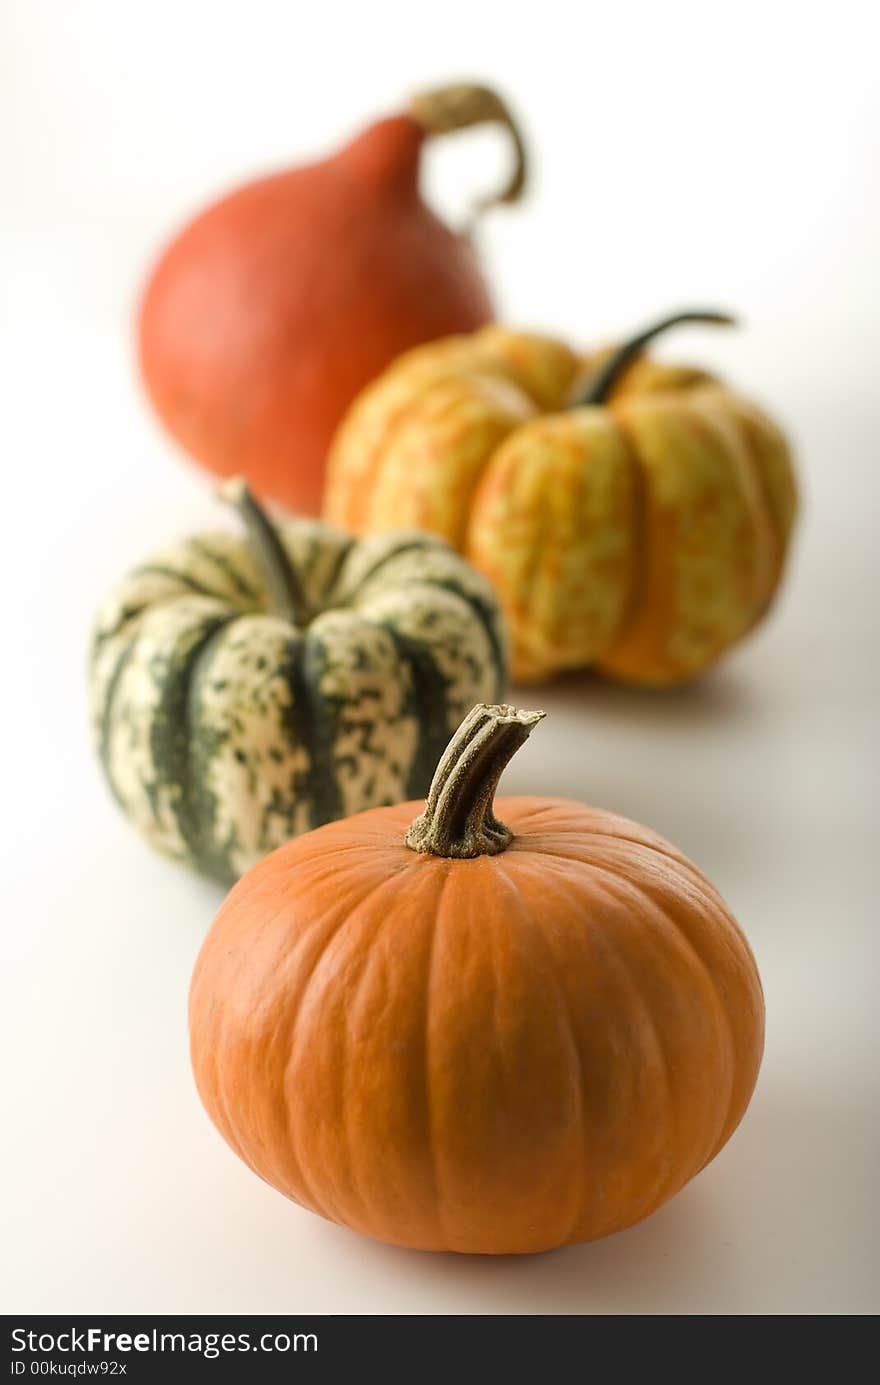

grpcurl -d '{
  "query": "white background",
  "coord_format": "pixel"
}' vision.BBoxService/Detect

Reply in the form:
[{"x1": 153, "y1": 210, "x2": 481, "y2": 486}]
[{"x1": 2, "y1": 0, "x2": 878, "y2": 1314}]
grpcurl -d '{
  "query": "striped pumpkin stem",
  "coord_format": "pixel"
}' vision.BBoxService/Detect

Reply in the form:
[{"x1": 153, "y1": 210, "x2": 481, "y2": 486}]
[
  {"x1": 219, "y1": 478, "x2": 310, "y2": 626},
  {"x1": 406, "y1": 703, "x2": 544, "y2": 859},
  {"x1": 578, "y1": 309, "x2": 737, "y2": 407}
]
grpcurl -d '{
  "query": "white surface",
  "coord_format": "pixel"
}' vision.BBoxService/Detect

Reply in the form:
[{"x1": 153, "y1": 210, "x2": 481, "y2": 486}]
[{"x1": 2, "y1": 0, "x2": 878, "y2": 1315}]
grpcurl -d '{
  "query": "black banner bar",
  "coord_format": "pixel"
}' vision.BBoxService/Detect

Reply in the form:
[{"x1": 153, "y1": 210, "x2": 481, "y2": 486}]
[{"x1": 3, "y1": 1314, "x2": 665, "y2": 1379}]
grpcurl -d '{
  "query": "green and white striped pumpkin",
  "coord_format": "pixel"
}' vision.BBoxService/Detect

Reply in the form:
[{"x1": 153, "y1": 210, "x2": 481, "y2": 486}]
[{"x1": 90, "y1": 482, "x2": 506, "y2": 882}]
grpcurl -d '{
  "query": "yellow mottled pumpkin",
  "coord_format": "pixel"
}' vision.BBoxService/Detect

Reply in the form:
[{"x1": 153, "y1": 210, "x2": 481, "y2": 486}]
[{"x1": 325, "y1": 311, "x2": 797, "y2": 685}]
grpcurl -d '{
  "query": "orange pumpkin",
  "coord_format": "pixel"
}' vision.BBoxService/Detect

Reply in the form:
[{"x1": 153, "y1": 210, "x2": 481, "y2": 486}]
[
  {"x1": 190, "y1": 704, "x2": 764, "y2": 1254},
  {"x1": 138, "y1": 83, "x2": 526, "y2": 515}
]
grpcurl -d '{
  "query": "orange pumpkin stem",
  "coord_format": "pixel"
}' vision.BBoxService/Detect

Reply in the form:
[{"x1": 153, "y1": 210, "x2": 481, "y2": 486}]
[
  {"x1": 405, "y1": 703, "x2": 544, "y2": 858},
  {"x1": 408, "y1": 81, "x2": 527, "y2": 221},
  {"x1": 218, "y1": 478, "x2": 310, "y2": 626},
  {"x1": 578, "y1": 309, "x2": 738, "y2": 407}
]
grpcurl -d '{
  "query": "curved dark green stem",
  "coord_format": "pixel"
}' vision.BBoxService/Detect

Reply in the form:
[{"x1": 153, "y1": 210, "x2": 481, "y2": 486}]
[
  {"x1": 405, "y1": 703, "x2": 544, "y2": 859},
  {"x1": 218, "y1": 478, "x2": 309, "y2": 626},
  {"x1": 578, "y1": 310, "x2": 737, "y2": 407}
]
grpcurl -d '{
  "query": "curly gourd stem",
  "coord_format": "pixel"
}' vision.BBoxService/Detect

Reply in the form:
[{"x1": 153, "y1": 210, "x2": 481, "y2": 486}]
[
  {"x1": 406, "y1": 703, "x2": 544, "y2": 859},
  {"x1": 408, "y1": 82, "x2": 527, "y2": 223},
  {"x1": 218, "y1": 478, "x2": 310, "y2": 626},
  {"x1": 578, "y1": 310, "x2": 737, "y2": 407}
]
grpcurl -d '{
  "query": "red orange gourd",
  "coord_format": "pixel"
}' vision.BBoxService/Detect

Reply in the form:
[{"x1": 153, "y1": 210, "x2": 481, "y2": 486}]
[
  {"x1": 190, "y1": 704, "x2": 764, "y2": 1255},
  {"x1": 138, "y1": 83, "x2": 526, "y2": 515}
]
